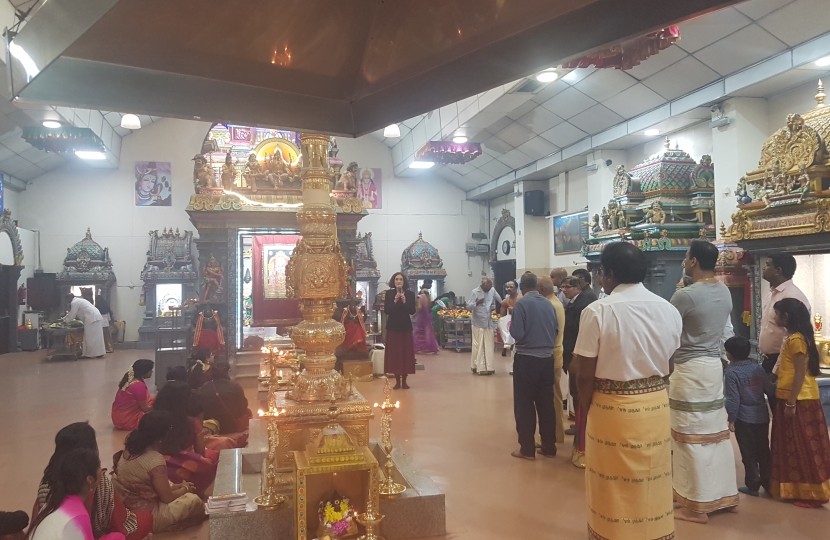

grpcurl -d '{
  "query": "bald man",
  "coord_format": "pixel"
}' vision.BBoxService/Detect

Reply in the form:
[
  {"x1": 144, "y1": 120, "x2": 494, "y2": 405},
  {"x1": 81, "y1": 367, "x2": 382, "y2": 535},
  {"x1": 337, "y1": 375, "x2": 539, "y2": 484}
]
[
  {"x1": 538, "y1": 276, "x2": 566, "y2": 443},
  {"x1": 466, "y1": 277, "x2": 502, "y2": 375},
  {"x1": 550, "y1": 268, "x2": 570, "y2": 307}
]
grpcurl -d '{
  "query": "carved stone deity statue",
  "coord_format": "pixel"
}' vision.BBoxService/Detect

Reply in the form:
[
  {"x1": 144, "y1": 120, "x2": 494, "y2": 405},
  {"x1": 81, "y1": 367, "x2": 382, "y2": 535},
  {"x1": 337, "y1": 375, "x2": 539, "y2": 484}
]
[
  {"x1": 243, "y1": 153, "x2": 264, "y2": 191},
  {"x1": 645, "y1": 201, "x2": 667, "y2": 225},
  {"x1": 266, "y1": 148, "x2": 292, "y2": 187},
  {"x1": 336, "y1": 161, "x2": 358, "y2": 193},
  {"x1": 221, "y1": 152, "x2": 235, "y2": 190},
  {"x1": 607, "y1": 199, "x2": 625, "y2": 230},
  {"x1": 202, "y1": 255, "x2": 224, "y2": 302},
  {"x1": 192, "y1": 154, "x2": 216, "y2": 192},
  {"x1": 589, "y1": 214, "x2": 601, "y2": 235}
]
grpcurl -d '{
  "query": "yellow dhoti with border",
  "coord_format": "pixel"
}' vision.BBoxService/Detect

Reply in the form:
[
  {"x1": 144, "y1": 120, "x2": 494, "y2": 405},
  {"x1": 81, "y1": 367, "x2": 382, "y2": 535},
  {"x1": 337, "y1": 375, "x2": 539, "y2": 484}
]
[{"x1": 586, "y1": 376, "x2": 674, "y2": 540}]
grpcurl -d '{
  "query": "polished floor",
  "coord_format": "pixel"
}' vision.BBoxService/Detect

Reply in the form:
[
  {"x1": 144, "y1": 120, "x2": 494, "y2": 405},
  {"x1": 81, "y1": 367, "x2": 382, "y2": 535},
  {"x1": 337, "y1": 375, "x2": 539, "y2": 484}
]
[{"x1": 1, "y1": 348, "x2": 827, "y2": 540}]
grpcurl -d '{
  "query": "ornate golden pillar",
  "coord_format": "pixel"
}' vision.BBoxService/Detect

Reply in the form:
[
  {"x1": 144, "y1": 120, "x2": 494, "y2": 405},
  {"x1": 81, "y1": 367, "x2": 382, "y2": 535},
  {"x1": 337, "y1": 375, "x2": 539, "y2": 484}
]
[{"x1": 286, "y1": 133, "x2": 351, "y2": 401}]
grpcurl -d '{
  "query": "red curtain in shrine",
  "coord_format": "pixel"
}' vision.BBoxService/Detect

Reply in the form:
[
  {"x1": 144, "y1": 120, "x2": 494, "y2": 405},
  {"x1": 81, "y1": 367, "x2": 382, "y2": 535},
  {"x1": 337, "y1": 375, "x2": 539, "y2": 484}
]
[{"x1": 251, "y1": 235, "x2": 303, "y2": 327}]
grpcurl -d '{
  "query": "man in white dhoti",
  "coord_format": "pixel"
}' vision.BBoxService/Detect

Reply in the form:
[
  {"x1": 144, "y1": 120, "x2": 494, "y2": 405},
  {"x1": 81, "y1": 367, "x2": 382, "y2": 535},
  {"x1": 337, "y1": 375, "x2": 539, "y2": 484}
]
[
  {"x1": 466, "y1": 277, "x2": 501, "y2": 375},
  {"x1": 669, "y1": 240, "x2": 739, "y2": 523},
  {"x1": 64, "y1": 294, "x2": 106, "y2": 358}
]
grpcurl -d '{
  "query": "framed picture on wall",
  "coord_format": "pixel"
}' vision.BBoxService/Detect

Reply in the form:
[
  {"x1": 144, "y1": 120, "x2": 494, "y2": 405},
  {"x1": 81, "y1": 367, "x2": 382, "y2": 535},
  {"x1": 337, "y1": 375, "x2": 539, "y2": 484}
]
[
  {"x1": 553, "y1": 211, "x2": 588, "y2": 254},
  {"x1": 356, "y1": 168, "x2": 382, "y2": 209},
  {"x1": 134, "y1": 161, "x2": 172, "y2": 206}
]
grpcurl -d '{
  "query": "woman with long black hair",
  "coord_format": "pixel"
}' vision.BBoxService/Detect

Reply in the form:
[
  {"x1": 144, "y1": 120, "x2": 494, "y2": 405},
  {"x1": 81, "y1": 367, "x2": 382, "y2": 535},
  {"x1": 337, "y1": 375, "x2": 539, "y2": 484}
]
[
  {"x1": 112, "y1": 360, "x2": 154, "y2": 431},
  {"x1": 769, "y1": 298, "x2": 830, "y2": 507},
  {"x1": 32, "y1": 422, "x2": 152, "y2": 540},
  {"x1": 29, "y1": 448, "x2": 123, "y2": 540},
  {"x1": 382, "y1": 272, "x2": 416, "y2": 389},
  {"x1": 113, "y1": 411, "x2": 204, "y2": 533},
  {"x1": 152, "y1": 382, "x2": 218, "y2": 497}
]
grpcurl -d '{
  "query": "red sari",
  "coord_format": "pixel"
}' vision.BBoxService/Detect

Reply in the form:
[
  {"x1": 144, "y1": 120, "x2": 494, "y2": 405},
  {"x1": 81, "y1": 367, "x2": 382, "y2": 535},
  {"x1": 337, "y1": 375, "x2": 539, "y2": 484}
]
[
  {"x1": 112, "y1": 381, "x2": 153, "y2": 431},
  {"x1": 341, "y1": 306, "x2": 368, "y2": 353}
]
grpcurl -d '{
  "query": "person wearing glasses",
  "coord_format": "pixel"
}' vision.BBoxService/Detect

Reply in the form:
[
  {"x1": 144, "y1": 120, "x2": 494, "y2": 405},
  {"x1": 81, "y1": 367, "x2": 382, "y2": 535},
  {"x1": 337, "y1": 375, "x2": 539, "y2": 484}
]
[{"x1": 574, "y1": 242, "x2": 682, "y2": 540}]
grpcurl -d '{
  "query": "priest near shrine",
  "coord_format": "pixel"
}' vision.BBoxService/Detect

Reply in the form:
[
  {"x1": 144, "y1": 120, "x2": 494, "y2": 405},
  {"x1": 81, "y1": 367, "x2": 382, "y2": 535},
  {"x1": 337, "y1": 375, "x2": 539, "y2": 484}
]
[{"x1": 64, "y1": 293, "x2": 106, "y2": 358}]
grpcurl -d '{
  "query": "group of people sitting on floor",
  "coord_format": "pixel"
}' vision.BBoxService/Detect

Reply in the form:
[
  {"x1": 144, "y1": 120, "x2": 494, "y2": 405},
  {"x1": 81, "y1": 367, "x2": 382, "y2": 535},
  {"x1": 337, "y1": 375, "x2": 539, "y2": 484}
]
[{"x1": 2, "y1": 351, "x2": 252, "y2": 539}]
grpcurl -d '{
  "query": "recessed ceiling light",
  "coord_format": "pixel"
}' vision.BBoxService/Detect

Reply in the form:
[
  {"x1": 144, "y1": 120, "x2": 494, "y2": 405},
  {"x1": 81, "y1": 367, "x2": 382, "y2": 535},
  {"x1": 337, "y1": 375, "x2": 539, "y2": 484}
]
[
  {"x1": 644, "y1": 128, "x2": 660, "y2": 136},
  {"x1": 383, "y1": 124, "x2": 401, "y2": 138},
  {"x1": 452, "y1": 136, "x2": 468, "y2": 144},
  {"x1": 42, "y1": 121, "x2": 61, "y2": 129},
  {"x1": 536, "y1": 69, "x2": 558, "y2": 83},
  {"x1": 409, "y1": 161, "x2": 434, "y2": 169},
  {"x1": 816, "y1": 56, "x2": 830, "y2": 67},
  {"x1": 75, "y1": 150, "x2": 107, "y2": 160}
]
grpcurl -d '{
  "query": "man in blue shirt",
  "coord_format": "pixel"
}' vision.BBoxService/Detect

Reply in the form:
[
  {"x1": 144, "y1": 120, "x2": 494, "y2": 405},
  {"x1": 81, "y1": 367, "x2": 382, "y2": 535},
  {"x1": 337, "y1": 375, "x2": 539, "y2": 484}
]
[{"x1": 510, "y1": 272, "x2": 559, "y2": 460}]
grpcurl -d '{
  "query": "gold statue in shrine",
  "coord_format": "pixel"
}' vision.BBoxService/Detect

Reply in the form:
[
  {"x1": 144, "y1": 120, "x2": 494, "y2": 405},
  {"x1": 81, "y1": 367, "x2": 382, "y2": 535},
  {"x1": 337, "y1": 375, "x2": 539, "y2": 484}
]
[
  {"x1": 265, "y1": 148, "x2": 293, "y2": 187},
  {"x1": 221, "y1": 152, "x2": 235, "y2": 190}
]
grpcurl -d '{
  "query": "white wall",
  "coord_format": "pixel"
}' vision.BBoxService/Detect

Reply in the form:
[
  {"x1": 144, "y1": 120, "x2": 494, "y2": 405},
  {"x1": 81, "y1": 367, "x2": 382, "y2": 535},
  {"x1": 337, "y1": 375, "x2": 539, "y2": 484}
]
[
  {"x1": 337, "y1": 137, "x2": 487, "y2": 296},
  {"x1": 18, "y1": 119, "x2": 212, "y2": 340}
]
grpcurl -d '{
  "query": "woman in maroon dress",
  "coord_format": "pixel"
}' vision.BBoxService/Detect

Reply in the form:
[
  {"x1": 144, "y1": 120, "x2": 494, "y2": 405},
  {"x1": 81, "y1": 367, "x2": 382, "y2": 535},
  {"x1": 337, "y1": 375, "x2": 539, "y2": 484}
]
[{"x1": 383, "y1": 272, "x2": 417, "y2": 389}]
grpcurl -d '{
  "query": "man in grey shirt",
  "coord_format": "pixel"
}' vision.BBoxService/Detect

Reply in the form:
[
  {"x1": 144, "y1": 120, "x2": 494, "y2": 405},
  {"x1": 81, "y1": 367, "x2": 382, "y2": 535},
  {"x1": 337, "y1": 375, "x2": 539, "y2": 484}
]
[
  {"x1": 669, "y1": 240, "x2": 738, "y2": 523},
  {"x1": 510, "y1": 272, "x2": 558, "y2": 460},
  {"x1": 467, "y1": 277, "x2": 502, "y2": 375}
]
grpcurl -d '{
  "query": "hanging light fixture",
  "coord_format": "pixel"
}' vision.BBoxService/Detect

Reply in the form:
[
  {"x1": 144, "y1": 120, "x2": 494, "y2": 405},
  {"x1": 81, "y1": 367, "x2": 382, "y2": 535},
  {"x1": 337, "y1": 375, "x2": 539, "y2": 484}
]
[
  {"x1": 121, "y1": 114, "x2": 141, "y2": 130},
  {"x1": 383, "y1": 124, "x2": 401, "y2": 138}
]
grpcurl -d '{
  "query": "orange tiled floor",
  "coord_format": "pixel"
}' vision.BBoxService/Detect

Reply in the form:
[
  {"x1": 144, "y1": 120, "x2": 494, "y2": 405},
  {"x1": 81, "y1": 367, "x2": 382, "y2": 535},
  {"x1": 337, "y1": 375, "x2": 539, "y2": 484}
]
[{"x1": 0, "y1": 348, "x2": 827, "y2": 540}]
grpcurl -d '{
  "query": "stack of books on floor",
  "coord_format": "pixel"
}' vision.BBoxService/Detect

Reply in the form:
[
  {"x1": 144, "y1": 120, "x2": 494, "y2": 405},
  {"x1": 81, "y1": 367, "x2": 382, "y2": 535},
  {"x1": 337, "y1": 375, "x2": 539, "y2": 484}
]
[{"x1": 206, "y1": 493, "x2": 251, "y2": 514}]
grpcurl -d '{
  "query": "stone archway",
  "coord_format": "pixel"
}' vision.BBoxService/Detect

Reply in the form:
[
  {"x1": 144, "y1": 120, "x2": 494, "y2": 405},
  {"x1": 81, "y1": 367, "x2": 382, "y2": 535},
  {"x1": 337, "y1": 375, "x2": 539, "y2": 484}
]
[
  {"x1": 0, "y1": 210, "x2": 24, "y2": 266},
  {"x1": 490, "y1": 209, "x2": 515, "y2": 264}
]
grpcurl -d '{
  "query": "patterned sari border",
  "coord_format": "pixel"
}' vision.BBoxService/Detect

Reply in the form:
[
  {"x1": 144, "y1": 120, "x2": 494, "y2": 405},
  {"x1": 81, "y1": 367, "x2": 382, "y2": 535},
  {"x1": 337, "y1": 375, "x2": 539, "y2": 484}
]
[
  {"x1": 588, "y1": 524, "x2": 674, "y2": 540},
  {"x1": 668, "y1": 398, "x2": 725, "y2": 413},
  {"x1": 595, "y1": 375, "x2": 667, "y2": 395},
  {"x1": 769, "y1": 479, "x2": 830, "y2": 502},
  {"x1": 673, "y1": 490, "x2": 739, "y2": 513},
  {"x1": 671, "y1": 429, "x2": 731, "y2": 445}
]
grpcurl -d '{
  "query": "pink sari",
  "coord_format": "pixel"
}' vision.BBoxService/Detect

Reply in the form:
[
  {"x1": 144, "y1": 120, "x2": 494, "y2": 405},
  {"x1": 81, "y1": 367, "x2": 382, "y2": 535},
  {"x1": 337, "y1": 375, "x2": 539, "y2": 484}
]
[
  {"x1": 112, "y1": 381, "x2": 153, "y2": 431},
  {"x1": 31, "y1": 494, "x2": 124, "y2": 540},
  {"x1": 413, "y1": 293, "x2": 440, "y2": 354}
]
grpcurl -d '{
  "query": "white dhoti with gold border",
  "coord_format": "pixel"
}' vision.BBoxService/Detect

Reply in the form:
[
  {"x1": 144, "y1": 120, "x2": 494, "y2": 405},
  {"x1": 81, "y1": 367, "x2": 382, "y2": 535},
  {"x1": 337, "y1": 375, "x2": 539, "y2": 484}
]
[
  {"x1": 669, "y1": 356, "x2": 738, "y2": 513},
  {"x1": 470, "y1": 326, "x2": 494, "y2": 374}
]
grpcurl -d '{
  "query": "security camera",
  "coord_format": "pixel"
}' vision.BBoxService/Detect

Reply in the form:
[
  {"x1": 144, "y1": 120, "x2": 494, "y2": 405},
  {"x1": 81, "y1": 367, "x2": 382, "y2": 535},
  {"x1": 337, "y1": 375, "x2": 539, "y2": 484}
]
[{"x1": 605, "y1": 159, "x2": 613, "y2": 167}]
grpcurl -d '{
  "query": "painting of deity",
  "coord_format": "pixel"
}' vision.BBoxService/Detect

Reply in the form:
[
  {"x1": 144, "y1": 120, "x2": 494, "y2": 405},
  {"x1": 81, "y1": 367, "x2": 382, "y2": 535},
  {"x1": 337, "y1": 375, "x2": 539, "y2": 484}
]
[
  {"x1": 263, "y1": 245, "x2": 293, "y2": 298},
  {"x1": 553, "y1": 211, "x2": 588, "y2": 254},
  {"x1": 134, "y1": 161, "x2": 172, "y2": 206},
  {"x1": 357, "y1": 168, "x2": 382, "y2": 209}
]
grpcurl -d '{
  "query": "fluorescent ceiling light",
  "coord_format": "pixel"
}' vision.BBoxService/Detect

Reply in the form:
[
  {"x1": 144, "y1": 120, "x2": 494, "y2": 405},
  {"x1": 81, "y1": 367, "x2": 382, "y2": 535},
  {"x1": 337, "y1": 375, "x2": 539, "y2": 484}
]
[
  {"x1": 121, "y1": 114, "x2": 141, "y2": 130},
  {"x1": 409, "y1": 161, "x2": 434, "y2": 169},
  {"x1": 383, "y1": 124, "x2": 401, "y2": 138},
  {"x1": 75, "y1": 150, "x2": 107, "y2": 160},
  {"x1": 9, "y1": 41, "x2": 39, "y2": 81},
  {"x1": 42, "y1": 121, "x2": 61, "y2": 129},
  {"x1": 644, "y1": 128, "x2": 660, "y2": 136},
  {"x1": 816, "y1": 56, "x2": 830, "y2": 67},
  {"x1": 562, "y1": 70, "x2": 579, "y2": 82},
  {"x1": 452, "y1": 136, "x2": 468, "y2": 143},
  {"x1": 536, "y1": 69, "x2": 558, "y2": 83}
]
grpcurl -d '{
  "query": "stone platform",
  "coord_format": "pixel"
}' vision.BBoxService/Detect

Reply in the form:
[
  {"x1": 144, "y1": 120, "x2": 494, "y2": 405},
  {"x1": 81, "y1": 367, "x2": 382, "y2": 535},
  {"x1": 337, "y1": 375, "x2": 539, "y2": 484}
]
[{"x1": 209, "y1": 419, "x2": 445, "y2": 540}]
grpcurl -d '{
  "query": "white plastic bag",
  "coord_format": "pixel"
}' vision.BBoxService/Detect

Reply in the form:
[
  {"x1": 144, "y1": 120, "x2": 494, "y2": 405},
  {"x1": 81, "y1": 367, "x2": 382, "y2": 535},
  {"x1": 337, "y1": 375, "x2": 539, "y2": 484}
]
[{"x1": 498, "y1": 315, "x2": 514, "y2": 347}]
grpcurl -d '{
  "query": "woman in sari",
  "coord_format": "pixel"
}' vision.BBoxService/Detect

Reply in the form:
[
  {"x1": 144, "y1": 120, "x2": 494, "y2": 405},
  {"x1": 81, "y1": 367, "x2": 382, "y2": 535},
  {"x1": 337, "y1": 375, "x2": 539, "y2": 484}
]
[
  {"x1": 30, "y1": 449, "x2": 125, "y2": 540},
  {"x1": 33, "y1": 422, "x2": 152, "y2": 540},
  {"x1": 769, "y1": 298, "x2": 830, "y2": 507},
  {"x1": 113, "y1": 411, "x2": 204, "y2": 533},
  {"x1": 152, "y1": 382, "x2": 218, "y2": 497},
  {"x1": 112, "y1": 360, "x2": 154, "y2": 431},
  {"x1": 413, "y1": 288, "x2": 439, "y2": 354}
]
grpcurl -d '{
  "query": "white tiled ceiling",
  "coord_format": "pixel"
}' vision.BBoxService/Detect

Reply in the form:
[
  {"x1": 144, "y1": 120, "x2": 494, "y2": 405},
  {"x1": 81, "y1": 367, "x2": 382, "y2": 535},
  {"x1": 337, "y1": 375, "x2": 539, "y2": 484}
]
[
  {"x1": 373, "y1": 0, "x2": 830, "y2": 194},
  {"x1": 693, "y1": 23, "x2": 787, "y2": 75}
]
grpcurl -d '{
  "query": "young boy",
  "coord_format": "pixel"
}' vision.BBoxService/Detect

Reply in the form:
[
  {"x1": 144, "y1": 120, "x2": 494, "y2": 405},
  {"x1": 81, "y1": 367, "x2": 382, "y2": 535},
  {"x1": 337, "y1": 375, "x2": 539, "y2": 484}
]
[{"x1": 724, "y1": 335, "x2": 772, "y2": 496}]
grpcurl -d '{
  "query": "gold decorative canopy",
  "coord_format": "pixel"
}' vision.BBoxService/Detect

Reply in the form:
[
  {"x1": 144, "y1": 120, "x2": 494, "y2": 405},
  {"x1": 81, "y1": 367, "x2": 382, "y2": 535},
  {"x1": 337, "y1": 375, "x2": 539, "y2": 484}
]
[{"x1": 722, "y1": 81, "x2": 830, "y2": 241}]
